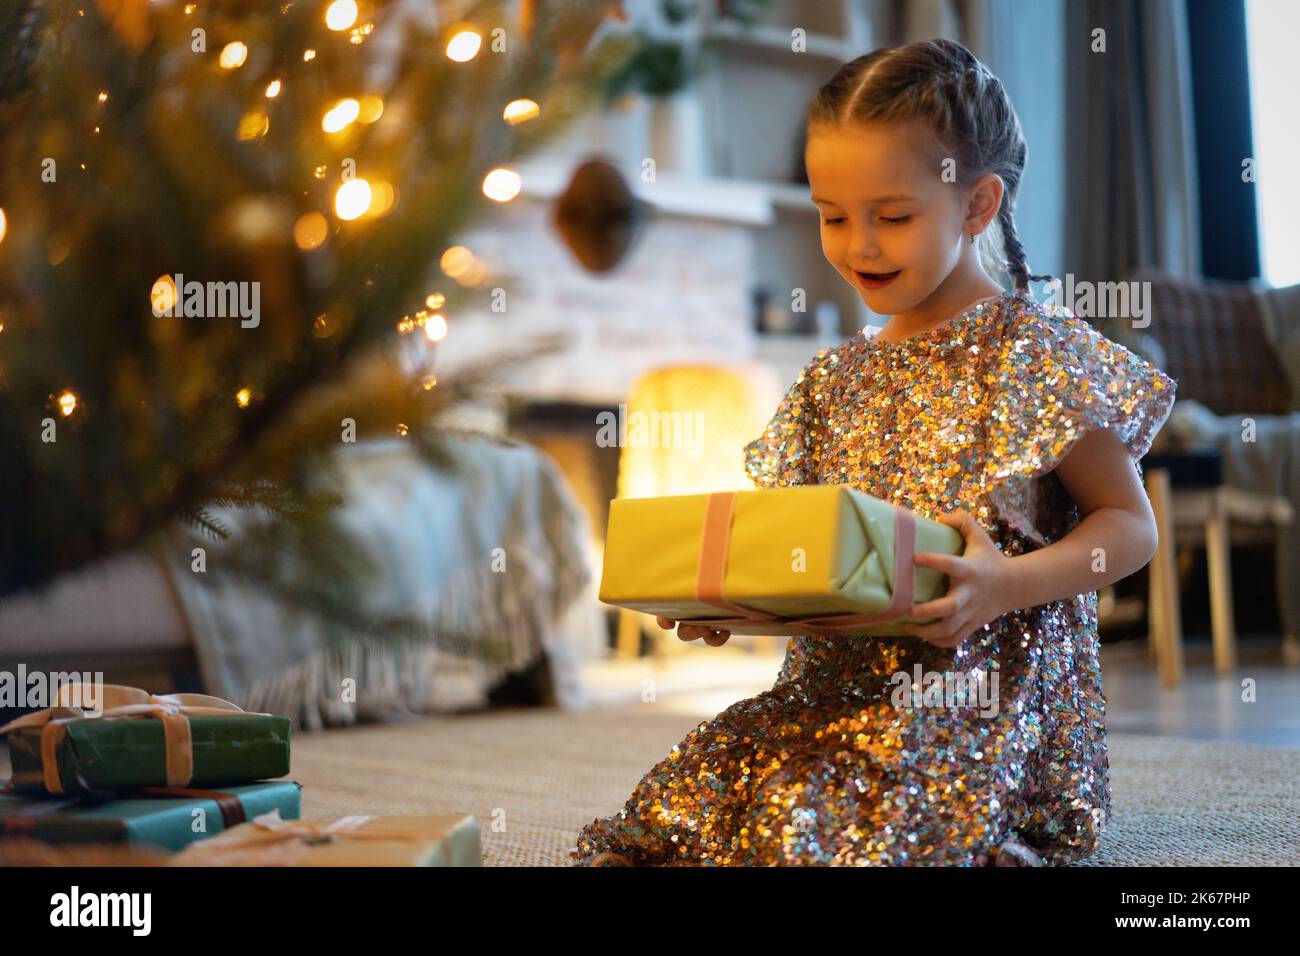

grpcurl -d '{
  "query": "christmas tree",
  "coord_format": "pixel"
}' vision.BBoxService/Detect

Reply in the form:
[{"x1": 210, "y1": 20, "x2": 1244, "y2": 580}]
[{"x1": 0, "y1": 0, "x2": 633, "y2": 644}]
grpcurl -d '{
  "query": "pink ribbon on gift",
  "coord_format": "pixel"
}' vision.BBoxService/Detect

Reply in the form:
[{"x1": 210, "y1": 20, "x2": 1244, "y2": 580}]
[
  {"x1": 0, "y1": 684, "x2": 270, "y2": 794},
  {"x1": 692, "y1": 491, "x2": 916, "y2": 636}
]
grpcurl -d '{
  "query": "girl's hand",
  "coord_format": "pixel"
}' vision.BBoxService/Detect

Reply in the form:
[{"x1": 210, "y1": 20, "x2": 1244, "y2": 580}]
[
  {"x1": 903, "y1": 509, "x2": 1015, "y2": 648},
  {"x1": 655, "y1": 616, "x2": 731, "y2": 646}
]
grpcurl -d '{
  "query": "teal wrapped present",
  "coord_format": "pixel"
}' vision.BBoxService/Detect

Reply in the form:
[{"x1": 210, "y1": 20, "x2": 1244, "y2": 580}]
[
  {"x1": 0, "y1": 684, "x2": 290, "y2": 795},
  {"x1": 0, "y1": 780, "x2": 302, "y2": 851}
]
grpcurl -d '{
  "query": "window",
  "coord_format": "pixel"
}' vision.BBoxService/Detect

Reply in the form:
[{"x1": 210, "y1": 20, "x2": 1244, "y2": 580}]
[{"x1": 1245, "y1": 0, "x2": 1300, "y2": 287}]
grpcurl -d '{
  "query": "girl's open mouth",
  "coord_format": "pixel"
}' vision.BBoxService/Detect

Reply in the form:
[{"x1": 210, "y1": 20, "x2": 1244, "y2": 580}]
[{"x1": 855, "y1": 269, "x2": 901, "y2": 290}]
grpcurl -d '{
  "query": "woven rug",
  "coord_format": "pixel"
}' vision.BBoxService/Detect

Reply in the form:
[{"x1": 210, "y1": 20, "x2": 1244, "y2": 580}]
[
  {"x1": 3, "y1": 703, "x2": 1294, "y2": 865},
  {"x1": 280, "y1": 702, "x2": 1300, "y2": 866}
]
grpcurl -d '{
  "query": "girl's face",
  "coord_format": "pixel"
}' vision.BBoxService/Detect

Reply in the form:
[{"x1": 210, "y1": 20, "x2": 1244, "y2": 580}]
[{"x1": 806, "y1": 120, "x2": 998, "y2": 315}]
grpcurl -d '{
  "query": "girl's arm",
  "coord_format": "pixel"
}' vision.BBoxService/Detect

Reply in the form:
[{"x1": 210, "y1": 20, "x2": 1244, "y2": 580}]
[{"x1": 905, "y1": 426, "x2": 1159, "y2": 646}]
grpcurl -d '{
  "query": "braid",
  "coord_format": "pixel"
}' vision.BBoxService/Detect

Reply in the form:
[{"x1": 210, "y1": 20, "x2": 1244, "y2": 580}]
[{"x1": 997, "y1": 204, "x2": 1053, "y2": 293}]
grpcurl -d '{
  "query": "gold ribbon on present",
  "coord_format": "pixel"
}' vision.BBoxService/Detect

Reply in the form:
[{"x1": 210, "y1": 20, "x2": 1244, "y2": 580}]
[
  {"x1": 691, "y1": 491, "x2": 918, "y2": 635},
  {"x1": 175, "y1": 809, "x2": 445, "y2": 866},
  {"x1": 0, "y1": 684, "x2": 270, "y2": 794}
]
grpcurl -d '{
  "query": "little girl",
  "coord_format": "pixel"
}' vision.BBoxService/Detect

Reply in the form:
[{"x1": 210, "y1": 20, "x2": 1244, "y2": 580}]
[{"x1": 572, "y1": 38, "x2": 1175, "y2": 866}]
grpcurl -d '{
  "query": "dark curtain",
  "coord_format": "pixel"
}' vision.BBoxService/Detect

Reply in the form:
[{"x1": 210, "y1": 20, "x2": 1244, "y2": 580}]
[{"x1": 1185, "y1": 0, "x2": 1261, "y2": 281}]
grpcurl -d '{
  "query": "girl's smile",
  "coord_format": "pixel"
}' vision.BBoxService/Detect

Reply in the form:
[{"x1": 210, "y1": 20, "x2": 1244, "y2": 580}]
[{"x1": 855, "y1": 269, "x2": 902, "y2": 290}]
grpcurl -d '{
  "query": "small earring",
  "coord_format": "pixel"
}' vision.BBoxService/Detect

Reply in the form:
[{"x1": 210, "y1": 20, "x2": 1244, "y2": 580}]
[{"x1": 968, "y1": 231, "x2": 977, "y2": 245}]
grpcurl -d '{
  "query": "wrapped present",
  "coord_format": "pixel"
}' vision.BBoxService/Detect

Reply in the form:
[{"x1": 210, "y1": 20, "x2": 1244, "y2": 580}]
[
  {"x1": 0, "y1": 684, "x2": 291, "y2": 796},
  {"x1": 0, "y1": 780, "x2": 302, "y2": 852},
  {"x1": 171, "y1": 809, "x2": 482, "y2": 866},
  {"x1": 599, "y1": 484, "x2": 964, "y2": 636}
]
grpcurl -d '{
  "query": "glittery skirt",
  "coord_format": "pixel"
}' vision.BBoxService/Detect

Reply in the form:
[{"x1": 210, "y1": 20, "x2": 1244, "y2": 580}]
[{"x1": 571, "y1": 594, "x2": 1110, "y2": 866}]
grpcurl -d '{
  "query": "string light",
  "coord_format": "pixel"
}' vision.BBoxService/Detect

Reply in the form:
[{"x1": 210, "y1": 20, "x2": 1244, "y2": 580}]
[
  {"x1": 440, "y1": 246, "x2": 475, "y2": 278},
  {"x1": 349, "y1": 23, "x2": 374, "y2": 44},
  {"x1": 482, "y1": 167, "x2": 521, "y2": 202},
  {"x1": 57, "y1": 390, "x2": 78, "y2": 417},
  {"x1": 324, "y1": 0, "x2": 358, "y2": 31},
  {"x1": 367, "y1": 180, "x2": 395, "y2": 216},
  {"x1": 502, "y1": 99, "x2": 540, "y2": 125},
  {"x1": 151, "y1": 274, "x2": 177, "y2": 314},
  {"x1": 0, "y1": 208, "x2": 7, "y2": 245},
  {"x1": 445, "y1": 27, "x2": 482, "y2": 62},
  {"x1": 357, "y1": 95, "x2": 384, "y2": 124},
  {"x1": 421, "y1": 375, "x2": 438, "y2": 391},
  {"x1": 219, "y1": 42, "x2": 248, "y2": 70},
  {"x1": 395, "y1": 423, "x2": 409, "y2": 437},
  {"x1": 302, "y1": 48, "x2": 317, "y2": 62},
  {"x1": 237, "y1": 109, "x2": 269, "y2": 140},
  {"x1": 423, "y1": 313, "x2": 448, "y2": 342},
  {"x1": 97, "y1": 90, "x2": 108, "y2": 104},
  {"x1": 184, "y1": 4, "x2": 196, "y2": 14},
  {"x1": 334, "y1": 178, "x2": 372, "y2": 220},
  {"x1": 321, "y1": 97, "x2": 360, "y2": 133},
  {"x1": 293, "y1": 212, "x2": 329, "y2": 250},
  {"x1": 425, "y1": 292, "x2": 445, "y2": 310},
  {"x1": 235, "y1": 387, "x2": 252, "y2": 408},
  {"x1": 265, "y1": 79, "x2": 282, "y2": 98}
]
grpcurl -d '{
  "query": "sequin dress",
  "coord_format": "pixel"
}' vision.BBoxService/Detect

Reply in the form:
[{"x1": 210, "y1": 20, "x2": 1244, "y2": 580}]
[{"x1": 572, "y1": 287, "x2": 1176, "y2": 866}]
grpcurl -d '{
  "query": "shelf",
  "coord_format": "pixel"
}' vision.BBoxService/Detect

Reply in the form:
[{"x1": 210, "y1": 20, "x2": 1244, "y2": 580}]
[
  {"x1": 514, "y1": 157, "x2": 819, "y2": 226},
  {"x1": 704, "y1": 20, "x2": 853, "y2": 62}
]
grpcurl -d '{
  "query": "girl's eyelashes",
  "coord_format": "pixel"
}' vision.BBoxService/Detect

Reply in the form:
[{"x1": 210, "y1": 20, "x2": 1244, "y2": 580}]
[{"x1": 819, "y1": 215, "x2": 912, "y2": 226}]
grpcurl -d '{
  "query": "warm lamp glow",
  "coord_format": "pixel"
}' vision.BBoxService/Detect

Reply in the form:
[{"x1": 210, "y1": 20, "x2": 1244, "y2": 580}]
[{"x1": 615, "y1": 365, "x2": 784, "y2": 499}]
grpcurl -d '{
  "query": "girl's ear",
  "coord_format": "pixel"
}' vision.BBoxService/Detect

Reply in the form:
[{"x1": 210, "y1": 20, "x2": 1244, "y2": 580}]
[{"x1": 964, "y1": 173, "x2": 1004, "y2": 234}]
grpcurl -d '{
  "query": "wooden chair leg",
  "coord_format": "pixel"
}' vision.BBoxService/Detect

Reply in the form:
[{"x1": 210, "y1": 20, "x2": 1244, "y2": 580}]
[
  {"x1": 1146, "y1": 469, "x2": 1184, "y2": 687},
  {"x1": 616, "y1": 609, "x2": 642, "y2": 659},
  {"x1": 1205, "y1": 488, "x2": 1238, "y2": 674}
]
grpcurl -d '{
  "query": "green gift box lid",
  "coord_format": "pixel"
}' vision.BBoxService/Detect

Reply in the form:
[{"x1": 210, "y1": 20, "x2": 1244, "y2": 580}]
[
  {"x1": 5, "y1": 714, "x2": 291, "y2": 796},
  {"x1": 0, "y1": 780, "x2": 303, "y2": 852}
]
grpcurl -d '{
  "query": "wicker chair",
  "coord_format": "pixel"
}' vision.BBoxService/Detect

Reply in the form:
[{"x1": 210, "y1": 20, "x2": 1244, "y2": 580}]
[{"x1": 1127, "y1": 269, "x2": 1297, "y2": 686}]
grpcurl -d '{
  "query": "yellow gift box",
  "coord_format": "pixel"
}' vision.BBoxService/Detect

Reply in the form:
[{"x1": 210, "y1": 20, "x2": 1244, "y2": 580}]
[
  {"x1": 170, "y1": 809, "x2": 482, "y2": 866},
  {"x1": 599, "y1": 484, "x2": 964, "y2": 637}
]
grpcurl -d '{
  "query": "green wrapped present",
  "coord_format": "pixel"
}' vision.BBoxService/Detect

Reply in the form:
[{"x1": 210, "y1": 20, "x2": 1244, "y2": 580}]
[
  {"x1": 0, "y1": 684, "x2": 290, "y2": 796},
  {"x1": 0, "y1": 780, "x2": 302, "y2": 852},
  {"x1": 599, "y1": 484, "x2": 964, "y2": 636}
]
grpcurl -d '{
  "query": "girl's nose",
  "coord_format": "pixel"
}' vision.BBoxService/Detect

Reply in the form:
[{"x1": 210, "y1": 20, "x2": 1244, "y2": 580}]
[{"x1": 848, "y1": 226, "x2": 880, "y2": 262}]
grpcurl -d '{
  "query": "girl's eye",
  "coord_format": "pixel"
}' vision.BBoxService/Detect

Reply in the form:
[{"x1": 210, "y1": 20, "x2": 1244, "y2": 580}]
[
  {"x1": 821, "y1": 217, "x2": 845, "y2": 226},
  {"x1": 881, "y1": 215, "x2": 912, "y2": 225}
]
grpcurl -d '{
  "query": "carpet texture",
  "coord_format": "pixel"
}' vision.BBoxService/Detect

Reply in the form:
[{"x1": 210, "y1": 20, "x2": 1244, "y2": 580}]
[{"x1": 281, "y1": 702, "x2": 1300, "y2": 866}]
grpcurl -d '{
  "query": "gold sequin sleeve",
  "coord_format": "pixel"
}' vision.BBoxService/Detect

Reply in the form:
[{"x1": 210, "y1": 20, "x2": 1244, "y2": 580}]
[
  {"x1": 979, "y1": 304, "x2": 1177, "y2": 530},
  {"x1": 742, "y1": 351, "x2": 831, "y2": 488}
]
